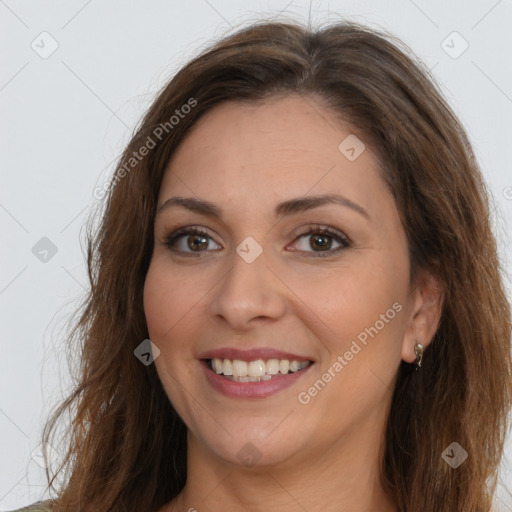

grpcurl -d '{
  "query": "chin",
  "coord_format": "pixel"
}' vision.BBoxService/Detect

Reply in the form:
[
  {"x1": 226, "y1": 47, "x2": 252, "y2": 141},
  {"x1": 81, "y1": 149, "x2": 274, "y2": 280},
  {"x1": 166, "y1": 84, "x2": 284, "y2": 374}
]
[{"x1": 201, "y1": 430, "x2": 303, "y2": 469}]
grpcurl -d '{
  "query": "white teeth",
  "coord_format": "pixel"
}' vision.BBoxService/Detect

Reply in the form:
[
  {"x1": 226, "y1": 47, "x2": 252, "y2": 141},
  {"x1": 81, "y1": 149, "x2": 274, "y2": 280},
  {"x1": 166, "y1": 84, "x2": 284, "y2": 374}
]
[
  {"x1": 209, "y1": 357, "x2": 311, "y2": 379},
  {"x1": 247, "y1": 359, "x2": 265, "y2": 377},
  {"x1": 279, "y1": 360, "x2": 290, "y2": 374},
  {"x1": 222, "y1": 358, "x2": 233, "y2": 376},
  {"x1": 224, "y1": 374, "x2": 273, "y2": 382},
  {"x1": 289, "y1": 361, "x2": 300, "y2": 372},
  {"x1": 266, "y1": 359, "x2": 280, "y2": 375},
  {"x1": 212, "y1": 358, "x2": 223, "y2": 374},
  {"x1": 232, "y1": 360, "x2": 248, "y2": 377}
]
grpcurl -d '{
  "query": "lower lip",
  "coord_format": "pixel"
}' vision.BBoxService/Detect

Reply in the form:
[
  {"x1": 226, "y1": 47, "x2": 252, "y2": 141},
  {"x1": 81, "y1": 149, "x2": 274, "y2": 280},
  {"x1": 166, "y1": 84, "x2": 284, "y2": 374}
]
[{"x1": 200, "y1": 360, "x2": 313, "y2": 399}]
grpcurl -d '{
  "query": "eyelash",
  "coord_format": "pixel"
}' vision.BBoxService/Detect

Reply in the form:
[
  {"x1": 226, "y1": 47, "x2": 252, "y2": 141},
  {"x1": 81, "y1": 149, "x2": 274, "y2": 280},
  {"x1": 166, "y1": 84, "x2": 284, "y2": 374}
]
[{"x1": 162, "y1": 224, "x2": 351, "y2": 258}]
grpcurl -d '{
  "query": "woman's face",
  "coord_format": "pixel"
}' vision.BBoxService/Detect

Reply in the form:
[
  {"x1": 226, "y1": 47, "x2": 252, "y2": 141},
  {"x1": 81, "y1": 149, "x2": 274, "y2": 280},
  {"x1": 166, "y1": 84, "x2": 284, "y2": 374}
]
[{"x1": 144, "y1": 94, "x2": 420, "y2": 469}]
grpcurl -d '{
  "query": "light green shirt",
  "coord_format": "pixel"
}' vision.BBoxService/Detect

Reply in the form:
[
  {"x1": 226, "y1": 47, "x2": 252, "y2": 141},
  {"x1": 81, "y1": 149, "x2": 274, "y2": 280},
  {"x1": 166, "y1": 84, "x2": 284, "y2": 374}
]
[{"x1": 5, "y1": 501, "x2": 52, "y2": 512}]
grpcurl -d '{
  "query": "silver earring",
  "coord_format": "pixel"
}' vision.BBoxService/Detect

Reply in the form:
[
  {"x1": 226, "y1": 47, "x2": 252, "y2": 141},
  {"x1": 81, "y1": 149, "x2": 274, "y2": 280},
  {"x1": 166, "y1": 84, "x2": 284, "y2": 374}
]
[{"x1": 414, "y1": 343, "x2": 423, "y2": 370}]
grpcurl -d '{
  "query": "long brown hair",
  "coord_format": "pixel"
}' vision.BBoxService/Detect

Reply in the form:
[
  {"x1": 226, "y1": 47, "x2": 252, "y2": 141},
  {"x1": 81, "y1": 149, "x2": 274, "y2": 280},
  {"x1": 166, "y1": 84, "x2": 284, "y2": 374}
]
[{"x1": 39, "y1": 18, "x2": 511, "y2": 512}]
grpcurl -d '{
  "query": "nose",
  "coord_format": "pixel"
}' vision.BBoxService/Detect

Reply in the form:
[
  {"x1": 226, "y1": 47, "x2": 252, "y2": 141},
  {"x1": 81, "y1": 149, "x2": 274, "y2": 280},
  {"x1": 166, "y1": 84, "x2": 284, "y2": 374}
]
[{"x1": 208, "y1": 245, "x2": 287, "y2": 331}]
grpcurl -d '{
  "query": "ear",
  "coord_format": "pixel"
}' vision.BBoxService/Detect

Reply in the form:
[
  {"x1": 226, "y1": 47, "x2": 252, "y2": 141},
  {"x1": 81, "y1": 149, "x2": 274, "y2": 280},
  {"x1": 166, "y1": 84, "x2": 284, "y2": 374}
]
[{"x1": 401, "y1": 270, "x2": 444, "y2": 364}]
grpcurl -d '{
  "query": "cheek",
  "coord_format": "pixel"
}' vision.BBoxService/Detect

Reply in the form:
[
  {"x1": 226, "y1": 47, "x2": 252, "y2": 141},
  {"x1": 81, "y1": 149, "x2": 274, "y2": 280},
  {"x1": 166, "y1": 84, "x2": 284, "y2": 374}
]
[
  {"x1": 143, "y1": 263, "x2": 185, "y2": 345},
  {"x1": 143, "y1": 263, "x2": 197, "y2": 410},
  {"x1": 143, "y1": 266, "x2": 165, "y2": 340},
  {"x1": 143, "y1": 261, "x2": 199, "y2": 342},
  {"x1": 299, "y1": 269, "x2": 405, "y2": 419},
  {"x1": 304, "y1": 265, "x2": 402, "y2": 334}
]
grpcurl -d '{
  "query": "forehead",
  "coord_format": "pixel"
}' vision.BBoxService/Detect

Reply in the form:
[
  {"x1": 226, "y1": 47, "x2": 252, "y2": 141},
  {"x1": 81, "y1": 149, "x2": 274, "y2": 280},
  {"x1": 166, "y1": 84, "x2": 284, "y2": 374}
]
[{"x1": 157, "y1": 95, "x2": 389, "y2": 220}]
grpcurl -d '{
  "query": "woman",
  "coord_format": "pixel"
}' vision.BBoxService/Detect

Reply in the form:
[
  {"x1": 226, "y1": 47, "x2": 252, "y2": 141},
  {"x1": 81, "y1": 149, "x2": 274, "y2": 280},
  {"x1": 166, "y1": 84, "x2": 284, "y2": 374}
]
[{"x1": 12, "y1": 18, "x2": 511, "y2": 512}]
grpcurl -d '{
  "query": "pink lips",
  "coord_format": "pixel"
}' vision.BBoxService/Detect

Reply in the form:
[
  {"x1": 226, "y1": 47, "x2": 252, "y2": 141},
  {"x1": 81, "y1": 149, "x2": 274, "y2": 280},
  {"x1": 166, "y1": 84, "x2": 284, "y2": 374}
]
[
  {"x1": 197, "y1": 347, "x2": 313, "y2": 362},
  {"x1": 198, "y1": 347, "x2": 314, "y2": 399}
]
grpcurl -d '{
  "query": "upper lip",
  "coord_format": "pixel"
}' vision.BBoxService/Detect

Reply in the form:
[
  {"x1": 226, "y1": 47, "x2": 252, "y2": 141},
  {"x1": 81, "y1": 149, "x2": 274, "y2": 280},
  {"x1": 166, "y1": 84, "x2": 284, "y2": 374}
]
[{"x1": 198, "y1": 347, "x2": 314, "y2": 362}]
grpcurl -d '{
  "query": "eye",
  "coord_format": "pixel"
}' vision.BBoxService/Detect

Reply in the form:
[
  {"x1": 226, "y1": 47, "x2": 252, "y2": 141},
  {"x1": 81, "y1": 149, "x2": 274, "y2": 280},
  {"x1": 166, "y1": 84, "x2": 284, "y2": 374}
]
[
  {"x1": 162, "y1": 224, "x2": 351, "y2": 258},
  {"x1": 163, "y1": 226, "x2": 221, "y2": 256},
  {"x1": 289, "y1": 225, "x2": 351, "y2": 257}
]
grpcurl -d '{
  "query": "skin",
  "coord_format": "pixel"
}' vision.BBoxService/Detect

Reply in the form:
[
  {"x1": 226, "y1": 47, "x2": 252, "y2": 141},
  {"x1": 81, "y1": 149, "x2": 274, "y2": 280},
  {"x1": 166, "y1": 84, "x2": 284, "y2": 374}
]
[{"x1": 144, "y1": 94, "x2": 443, "y2": 512}]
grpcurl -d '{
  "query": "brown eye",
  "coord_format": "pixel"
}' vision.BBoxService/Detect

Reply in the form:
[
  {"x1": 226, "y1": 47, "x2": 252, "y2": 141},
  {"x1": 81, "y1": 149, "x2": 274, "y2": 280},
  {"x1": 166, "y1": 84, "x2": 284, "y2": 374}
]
[
  {"x1": 164, "y1": 227, "x2": 221, "y2": 255},
  {"x1": 291, "y1": 226, "x2": 351, "y2": 257},
  {"x1": 185, "y1": 233, "x2": 209, "y2": 251},
  {"x1": 308, "y1": 233, "x2": 333, "y2": 251}
]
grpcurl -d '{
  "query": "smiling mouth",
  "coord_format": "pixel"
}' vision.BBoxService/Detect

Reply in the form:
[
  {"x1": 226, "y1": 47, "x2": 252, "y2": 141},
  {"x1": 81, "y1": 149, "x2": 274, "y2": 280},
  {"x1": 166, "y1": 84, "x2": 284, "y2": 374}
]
[{"x1": 204, "y1": 357, "x2": 313, "y2": 382}]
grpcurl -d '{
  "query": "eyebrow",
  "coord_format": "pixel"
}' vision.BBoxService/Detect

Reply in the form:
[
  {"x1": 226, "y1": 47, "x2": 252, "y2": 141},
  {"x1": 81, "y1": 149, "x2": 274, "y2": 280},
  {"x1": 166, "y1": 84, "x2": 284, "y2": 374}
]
[{"x1": 156, "y1": 193, "x2": 370, "y2": 220}]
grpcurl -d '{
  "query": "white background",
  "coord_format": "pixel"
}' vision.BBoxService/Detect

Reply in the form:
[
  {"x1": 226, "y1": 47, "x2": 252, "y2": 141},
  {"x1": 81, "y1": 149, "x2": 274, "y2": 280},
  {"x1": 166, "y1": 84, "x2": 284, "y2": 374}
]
[{"x1": 1, "y1": 0, "x2": 511, "y2": 510}]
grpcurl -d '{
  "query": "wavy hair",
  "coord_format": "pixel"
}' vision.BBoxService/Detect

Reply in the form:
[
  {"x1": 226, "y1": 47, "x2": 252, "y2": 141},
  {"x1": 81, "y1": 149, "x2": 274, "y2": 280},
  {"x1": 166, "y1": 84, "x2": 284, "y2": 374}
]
[{"x1": 39, "y1": 18, "x2": 511, "y2": 512}]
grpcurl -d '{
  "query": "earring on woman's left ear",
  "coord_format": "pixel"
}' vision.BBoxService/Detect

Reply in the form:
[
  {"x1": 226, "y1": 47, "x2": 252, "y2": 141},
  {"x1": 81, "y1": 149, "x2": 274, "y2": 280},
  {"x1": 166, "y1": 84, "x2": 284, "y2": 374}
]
[{"x1": 414, "y1": 343, "x2": 423, "y2": 370}]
